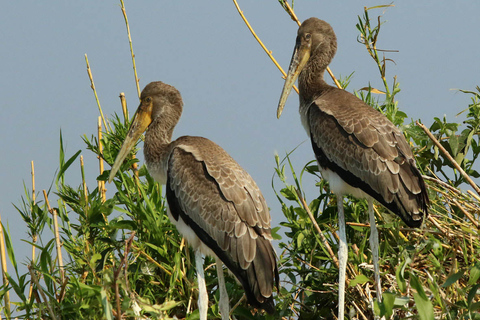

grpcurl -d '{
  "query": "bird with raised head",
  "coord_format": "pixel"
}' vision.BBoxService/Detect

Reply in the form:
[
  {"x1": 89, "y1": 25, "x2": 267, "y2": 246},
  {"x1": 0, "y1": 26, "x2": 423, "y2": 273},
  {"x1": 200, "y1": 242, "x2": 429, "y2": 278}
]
[
  {"x1": 277, "y1": 17, "x2": 429, "y2": 319},
  {"x1": 108, "y1": 81, "x2": 279, "y2": 320}
]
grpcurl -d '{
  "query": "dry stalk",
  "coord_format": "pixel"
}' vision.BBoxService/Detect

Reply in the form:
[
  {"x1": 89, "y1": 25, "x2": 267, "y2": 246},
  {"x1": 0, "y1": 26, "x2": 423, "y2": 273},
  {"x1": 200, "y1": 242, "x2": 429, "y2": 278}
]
[
  {"x1": 85, "y1": 54, "x2": 109, "y2": 132},
  {"x1": 0, "y1": 212, "x2": 11, "y2": 316},
  {"x1": 29, "y1": 160, "x2": 37, "y2": 300},
  {"x1": 416, "y1": 121, "x2": 480, "y2": 196},
  {"x1": 232, "y1": 0, "x2": 299, "y2": 94},
  {"x1": 294, "y1": 188, "x2": 339, "y2": 268},
  {"x1": 97, "y1": 117, "x2": 106, "y2": 203},
  {"x1": 451, "y1": 198, "x2": 479, "y2": 229},
  {"x1": 43, "y1": 190, "x2": 65, "y2": 285},
  {"x1": 119, "y1": 0, "x2": 141, "y2": 98},
  {"x1": 119, "y1": 92, "x2": 128, "y2": 121}
]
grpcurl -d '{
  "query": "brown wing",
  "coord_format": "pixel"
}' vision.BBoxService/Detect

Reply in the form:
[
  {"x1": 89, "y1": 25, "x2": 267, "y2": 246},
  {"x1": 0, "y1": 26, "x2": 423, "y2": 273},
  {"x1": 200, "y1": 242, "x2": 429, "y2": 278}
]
[
  {"x1": 309, "y1": 87, "x2": 428, "y2": 227},
  {"x1": 166, "y1": 136, "x2": 278, "y2": 312}
]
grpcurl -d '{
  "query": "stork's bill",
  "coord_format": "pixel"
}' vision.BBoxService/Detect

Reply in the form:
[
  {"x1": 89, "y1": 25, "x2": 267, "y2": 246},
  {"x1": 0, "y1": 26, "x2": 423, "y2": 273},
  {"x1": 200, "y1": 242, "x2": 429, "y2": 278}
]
[
  {"x1": 107, "y1": 98, "x2": 154, "y2": 183},
  {"x1": 277, "y1": 33, "x2": 311, "y2": 119}
]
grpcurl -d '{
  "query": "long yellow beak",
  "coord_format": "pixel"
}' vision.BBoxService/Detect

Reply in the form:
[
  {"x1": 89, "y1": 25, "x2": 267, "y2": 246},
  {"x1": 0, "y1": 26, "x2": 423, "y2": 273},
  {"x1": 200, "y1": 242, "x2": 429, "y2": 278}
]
[
  {"x1": 107, "y1": 101, "x2": 153, "y2": 183},
  {"x1": 277, "y1": 39, "x2": 311, "y2": 119}
]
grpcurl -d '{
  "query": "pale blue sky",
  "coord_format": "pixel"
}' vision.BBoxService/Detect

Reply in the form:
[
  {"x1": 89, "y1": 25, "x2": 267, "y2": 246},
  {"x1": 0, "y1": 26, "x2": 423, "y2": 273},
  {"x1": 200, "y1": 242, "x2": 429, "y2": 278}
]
[{"x1": 1, "y1": 0, "x2": 479, "y2": 304}]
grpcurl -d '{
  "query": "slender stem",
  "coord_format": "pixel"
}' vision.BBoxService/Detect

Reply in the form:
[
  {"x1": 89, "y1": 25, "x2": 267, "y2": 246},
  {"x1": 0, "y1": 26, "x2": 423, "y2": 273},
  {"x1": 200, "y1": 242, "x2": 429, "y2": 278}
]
[
  {"x1": 119, "y1": 92, "x2": 128, "y2": 122},
  {"x1": 29, "y1": 160, "x2": 37, "y2": 301},
  {"x1": 416, "y1": 121, "x2": 480, "y2": 196},
  {"x1": 119, "y1": 0, "x2": 141, "y2": 98},
  {"x1": 97, "y1": 117, "x2": 106, "y2": 203},
  {"x1": 232, "y1": 0, "x2": 299, "y2": 94},
  {"x1": 43, "y1": 190, "x2": 65, "y2": 285},
  {"x1": 113, "y1": 232, "x2": 136, "y2": 320},
  {"x1": 0, "y1": 212, "x2": 11, "y2": 317},
  {"x1": 29, "y1": 265, "x2": 59, "y2": 320},
  {"x1": 295, "y1": 188, "x2": 339, "y2": 269},
  {"x1": 85, "y1": 54, "x2": 110, "y2": 132},
  {"x1": 451, "y1": 198, "x2": 479, "y2": 229}
]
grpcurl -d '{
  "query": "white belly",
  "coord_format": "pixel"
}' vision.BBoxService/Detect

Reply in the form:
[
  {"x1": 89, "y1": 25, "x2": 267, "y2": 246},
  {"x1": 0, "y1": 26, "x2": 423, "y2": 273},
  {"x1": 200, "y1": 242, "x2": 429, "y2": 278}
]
[
  {"x1": 320, "y1": 166, "x2": 371, "y2": 200},
  {"x1": 167, "y1": 208, "x2": 218, "y2": 259}
]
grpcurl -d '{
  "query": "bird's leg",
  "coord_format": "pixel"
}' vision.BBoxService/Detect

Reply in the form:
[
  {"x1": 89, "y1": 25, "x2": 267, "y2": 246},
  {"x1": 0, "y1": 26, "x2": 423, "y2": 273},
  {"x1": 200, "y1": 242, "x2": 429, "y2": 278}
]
[
  {"x1": 195, "y1": 251, "x2": 208, "y2": 320},
  {"x1": 368, "y1": 198, "x2": 382, "y2": 303},
  {"x1": 337, "y1": 195, "x2": 347, "y2": 320},
  {"x1": 216, "y1": 258, "x2": 230, "y2": 320}
]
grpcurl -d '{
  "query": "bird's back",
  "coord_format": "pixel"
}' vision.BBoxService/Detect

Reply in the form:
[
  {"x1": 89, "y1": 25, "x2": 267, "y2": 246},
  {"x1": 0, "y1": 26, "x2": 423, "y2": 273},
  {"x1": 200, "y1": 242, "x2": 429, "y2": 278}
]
[
  {"x1": 306, "y1": 87, "x2": 429, "y2": 227},
  {"x1": 165, "y1": 136, "x2": 279, "y2": 312}
]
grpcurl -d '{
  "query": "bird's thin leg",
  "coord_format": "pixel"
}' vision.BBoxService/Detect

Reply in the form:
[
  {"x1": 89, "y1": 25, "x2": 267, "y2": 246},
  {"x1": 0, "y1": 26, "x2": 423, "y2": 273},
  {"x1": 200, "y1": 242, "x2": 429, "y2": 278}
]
[
  {"x1": 337, "y1": 195, "x2": 347, "y2": 320},
  {"x1": 195, "y1": 251, "x2": 208, "y2": 320},
  {"x1": 216, "y1": 258, "x2": 230, "y2": 320},
  {"x1": 368, "y1": 198, "x2": 382, "y2": 303}
]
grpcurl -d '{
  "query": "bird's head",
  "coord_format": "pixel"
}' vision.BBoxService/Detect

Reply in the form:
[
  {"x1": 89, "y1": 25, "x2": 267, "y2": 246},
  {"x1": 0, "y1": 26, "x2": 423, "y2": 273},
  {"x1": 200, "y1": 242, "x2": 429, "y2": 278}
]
[
  {"x1": 277, "y1": 18, "x2": 337, "y2": 118},
  {"x1": 108, "y1": 81, "x2": 183, "y2": 183}
]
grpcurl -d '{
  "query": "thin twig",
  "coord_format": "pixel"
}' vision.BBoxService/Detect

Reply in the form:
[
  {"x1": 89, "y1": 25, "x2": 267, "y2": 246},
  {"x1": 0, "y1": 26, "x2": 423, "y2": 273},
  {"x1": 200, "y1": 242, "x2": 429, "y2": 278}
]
[
  {"x1": 85, "y1": 54, "x2": 110, "y2": 132},
  {"x1": 119, "y1": 0, "x2": 141, "y2": 98},
  {"x1": 232, "y1": 0, "x2": 299, "y2": 94},
  {"x1": 422, "y1": 175, "x2": 462, "y2": 195},
  {"x1": 113, "y1": 232, "x2": 136, "y2": 320},
  {"x1": 295, "y1": 188, "x2": 339, "y2": 269},
  {"x1": 29, "y1": 265, "x2": 59, "y2": 320},
  {"x1": 417, "y1": 121, "x2": 480, "y2": 196},
  {"x1": 451, "y1": 198, "x2": 479, "y2": 229}
]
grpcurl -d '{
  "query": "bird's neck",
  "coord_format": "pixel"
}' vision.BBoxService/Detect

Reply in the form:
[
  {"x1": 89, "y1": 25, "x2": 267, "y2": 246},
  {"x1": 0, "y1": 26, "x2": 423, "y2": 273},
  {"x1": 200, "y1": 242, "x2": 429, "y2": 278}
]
[
  {"x1": 298, "y1": 70, "x2": 329, "y2": 106},
  {"x1": 143, "y1": 120, "x2": 174, "y2": 172},
  {"x1": 298, "y1": 52, "x2": 334, "y2": 105}
]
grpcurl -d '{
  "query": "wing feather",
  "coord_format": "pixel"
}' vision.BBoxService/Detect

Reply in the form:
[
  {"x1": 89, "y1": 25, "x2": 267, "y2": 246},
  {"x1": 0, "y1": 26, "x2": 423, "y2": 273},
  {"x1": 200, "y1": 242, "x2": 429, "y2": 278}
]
[
  {"x1": 166, "y1": 136, "x2": 278, "y2": 310},
  {"x1": 309, "y1": 88, "x2": 428, "y2": 226}
]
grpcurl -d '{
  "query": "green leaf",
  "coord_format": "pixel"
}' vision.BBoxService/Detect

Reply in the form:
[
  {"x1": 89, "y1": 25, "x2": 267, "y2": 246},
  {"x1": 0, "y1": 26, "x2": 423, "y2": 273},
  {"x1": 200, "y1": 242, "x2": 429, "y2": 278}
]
[
  {"x1": 2, "y1": 222, "x2": 18, "y2": 276},
  {"x1": 57, "y1": 149, "x2": 82, "y2": 184},
  {"x1": 469, "y1": 262, "x2": 480, "y2": 285},
  {"x1": 349, "y1": 274, "x2": 370, "y2": 287},
  {"x1": 441, "y1": 270, "x2": 464, "y2": 287},
  {"x1": 410, "y1": 273, "x2": 434, "y2": 320},
  {"x1": 101, "y1": 288, "x2": 114, "y2": 320},
  {"x1": 468, "y1": 284, "x2": 480, "y2": 309},
  {"x1": 413, "y1": 292, "x2": 434, "y2": 320},
  {"x1": 393, "y1": 296, "x2": 410, "y2": 307},
  {"x1": 90, "y1": 253, "x2": 102, "y2": 265},
  {"x1": 271, "y1": 226, "x2": 282, "y2": 240},
  {"x1": 280, "y1": 186, "x2": 298, "y2": 201},
  {"x1": 380, "y1": 292, "x2": 396, "y2": 318},
  {"x1": 395, "y1": 258, "x2": 409, "y2": 293},
  {"x1": 410, "y1": 273, "x2": 428, "y2": 300}
]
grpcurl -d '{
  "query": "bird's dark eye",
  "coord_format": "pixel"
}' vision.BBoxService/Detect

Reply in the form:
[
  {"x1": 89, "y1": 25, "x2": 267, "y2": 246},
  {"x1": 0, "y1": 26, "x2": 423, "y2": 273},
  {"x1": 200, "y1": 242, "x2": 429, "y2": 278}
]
[
  {"x1": 145, "y1": 97, "x2": 152, "y2": 103},
  {"x1": 305, "y1": 33, "x2": 311, "y2": 41}
]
